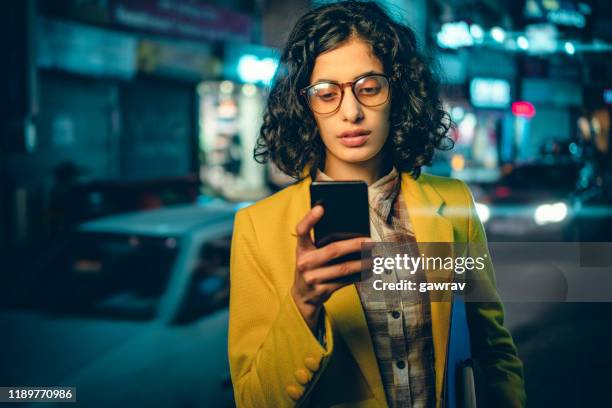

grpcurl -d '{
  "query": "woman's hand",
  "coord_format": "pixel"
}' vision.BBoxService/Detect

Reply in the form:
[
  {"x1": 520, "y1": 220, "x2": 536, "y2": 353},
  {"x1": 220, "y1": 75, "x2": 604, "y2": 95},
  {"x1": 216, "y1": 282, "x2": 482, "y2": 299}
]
[{"x1": 291, "y1": 205, "x2": 370, "y2": 332}]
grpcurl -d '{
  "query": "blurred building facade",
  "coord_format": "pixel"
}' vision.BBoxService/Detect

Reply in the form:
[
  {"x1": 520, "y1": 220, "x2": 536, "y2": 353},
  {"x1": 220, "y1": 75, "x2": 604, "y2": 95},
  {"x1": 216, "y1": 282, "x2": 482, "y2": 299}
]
[
  {"x1": 1, "y1": 0, "x2": 611, "y2": 268},
  {"x1": 2, "y1": 0, "x2": 280, "y2": 254}
]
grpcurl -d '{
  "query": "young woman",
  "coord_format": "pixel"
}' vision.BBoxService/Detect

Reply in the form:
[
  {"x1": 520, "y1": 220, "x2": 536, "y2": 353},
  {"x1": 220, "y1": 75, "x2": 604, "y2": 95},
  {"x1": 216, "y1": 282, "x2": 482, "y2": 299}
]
[{"x1": 228, "y1": 2, "x2": 525, "y2": 407}]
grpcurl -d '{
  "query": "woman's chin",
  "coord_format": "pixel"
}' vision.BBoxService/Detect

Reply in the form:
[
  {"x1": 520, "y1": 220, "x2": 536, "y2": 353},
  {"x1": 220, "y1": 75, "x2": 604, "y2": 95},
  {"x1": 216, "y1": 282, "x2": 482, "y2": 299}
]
[{"x1": 336, "y1": 149, "x2": 381, "y2": 165}]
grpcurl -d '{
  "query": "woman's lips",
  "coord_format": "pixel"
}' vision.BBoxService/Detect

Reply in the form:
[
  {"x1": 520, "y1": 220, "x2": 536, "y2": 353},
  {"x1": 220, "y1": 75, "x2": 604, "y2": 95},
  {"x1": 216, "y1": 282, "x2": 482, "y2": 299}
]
[{"x1": 338, "y1": 129, "x2": 371, "y2": 147}]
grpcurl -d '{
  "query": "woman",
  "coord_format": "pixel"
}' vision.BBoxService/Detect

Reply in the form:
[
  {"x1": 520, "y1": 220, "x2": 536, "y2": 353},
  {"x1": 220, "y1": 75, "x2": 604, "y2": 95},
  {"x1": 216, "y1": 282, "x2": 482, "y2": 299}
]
[{"x1": 228, "y1": 2, "x2": 525, "y2": 407}]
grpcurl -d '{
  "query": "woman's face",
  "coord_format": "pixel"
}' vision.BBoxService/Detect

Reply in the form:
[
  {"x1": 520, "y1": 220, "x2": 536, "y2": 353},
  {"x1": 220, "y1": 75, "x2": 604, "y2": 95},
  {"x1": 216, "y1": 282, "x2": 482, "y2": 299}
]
[{"x1": 308, "y1": 37, "x2": 391, "y2": 167}]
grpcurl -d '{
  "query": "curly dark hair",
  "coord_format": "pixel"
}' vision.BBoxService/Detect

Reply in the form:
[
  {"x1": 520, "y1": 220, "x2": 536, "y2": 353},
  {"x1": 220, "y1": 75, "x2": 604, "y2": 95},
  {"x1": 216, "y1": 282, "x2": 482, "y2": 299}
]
[{"x1": 255, "y1": 0, "x2": 453, "y2": 180}]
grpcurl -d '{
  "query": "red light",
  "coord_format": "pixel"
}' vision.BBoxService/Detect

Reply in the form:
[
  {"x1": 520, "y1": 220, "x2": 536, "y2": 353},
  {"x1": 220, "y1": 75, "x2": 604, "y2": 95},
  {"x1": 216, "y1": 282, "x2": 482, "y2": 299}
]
[
  {"x1": 512, "y1": 101, "x2": 536, "y2": 118},
  {"x1": 495, "y1": 186, "x2": 511, "y2": 198}
]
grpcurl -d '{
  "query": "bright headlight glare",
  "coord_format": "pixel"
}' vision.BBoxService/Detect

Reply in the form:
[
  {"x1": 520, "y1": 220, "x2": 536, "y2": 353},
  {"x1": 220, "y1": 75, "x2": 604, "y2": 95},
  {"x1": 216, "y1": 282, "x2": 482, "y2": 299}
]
[
  {"x1": 475, "y1": 202, "x2": 491, "y2": 223},
  {"x1": 534, "y1": 202, "x2": 568, "y2": 225}
]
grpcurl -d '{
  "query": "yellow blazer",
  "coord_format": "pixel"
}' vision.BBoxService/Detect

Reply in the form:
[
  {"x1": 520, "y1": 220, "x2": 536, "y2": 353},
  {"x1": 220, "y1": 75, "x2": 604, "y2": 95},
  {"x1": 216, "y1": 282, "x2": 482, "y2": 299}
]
[{"x1": 228, "y1": 172, "x2": 525, "y2": 407}]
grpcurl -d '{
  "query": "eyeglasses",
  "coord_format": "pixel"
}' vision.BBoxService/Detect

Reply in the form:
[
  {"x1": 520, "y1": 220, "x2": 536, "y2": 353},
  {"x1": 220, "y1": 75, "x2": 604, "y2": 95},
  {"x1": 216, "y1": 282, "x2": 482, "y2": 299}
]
[{"x1": 300, "y1": 73, "x2": 391, "y2": 114}]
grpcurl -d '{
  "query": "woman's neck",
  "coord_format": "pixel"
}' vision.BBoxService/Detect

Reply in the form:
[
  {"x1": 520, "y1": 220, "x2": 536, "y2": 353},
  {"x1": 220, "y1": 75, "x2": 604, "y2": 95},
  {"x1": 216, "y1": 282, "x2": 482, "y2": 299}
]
[{"x1": 322, "y1": 151, "x2": 391, "y2": 186}]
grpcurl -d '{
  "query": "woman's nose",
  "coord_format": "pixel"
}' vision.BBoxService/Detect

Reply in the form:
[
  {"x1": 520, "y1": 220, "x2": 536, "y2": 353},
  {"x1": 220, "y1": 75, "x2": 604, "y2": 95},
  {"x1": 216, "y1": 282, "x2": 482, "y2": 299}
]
[{"x1": 339, "y1": 89, "x2": 364, "y2": 122}]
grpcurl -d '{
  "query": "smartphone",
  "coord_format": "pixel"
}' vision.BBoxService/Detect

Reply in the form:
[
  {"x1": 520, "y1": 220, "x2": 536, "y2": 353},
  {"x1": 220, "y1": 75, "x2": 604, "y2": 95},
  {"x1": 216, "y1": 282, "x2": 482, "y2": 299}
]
[{"x1": 310, "y1": 181, "x2": 370, "y2": 268}]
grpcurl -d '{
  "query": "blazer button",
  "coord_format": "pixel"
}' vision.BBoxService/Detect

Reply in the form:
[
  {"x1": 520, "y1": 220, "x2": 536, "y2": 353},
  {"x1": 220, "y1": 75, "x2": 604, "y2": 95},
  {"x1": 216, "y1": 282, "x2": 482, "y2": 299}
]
[
  {"x1": 304, "y1": 356, "x2": 321, "y2": 372},
  {"x1": 295, "y1": 368, "x2": 311, "y2": 385},
  {"x1": 286, "y1": 384, "x2": 303, "y2": 401}
]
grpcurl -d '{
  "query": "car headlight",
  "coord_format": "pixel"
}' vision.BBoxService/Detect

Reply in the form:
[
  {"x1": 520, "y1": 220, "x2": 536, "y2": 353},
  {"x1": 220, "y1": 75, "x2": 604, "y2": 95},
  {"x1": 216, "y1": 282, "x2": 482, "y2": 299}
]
[
  {"x1": 475, "y1": 202, "x2": 491, "y2": 223},
  {"x1": 534, "y1": 202, "x2": 568, "y2": 225}
]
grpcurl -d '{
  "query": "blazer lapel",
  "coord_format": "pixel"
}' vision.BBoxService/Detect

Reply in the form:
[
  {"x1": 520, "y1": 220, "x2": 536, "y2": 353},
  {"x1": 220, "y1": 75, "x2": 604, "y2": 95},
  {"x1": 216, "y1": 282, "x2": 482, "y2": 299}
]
[
  {"x1": 400, "y1": 173, "x2": 454, "y2": 406},
  {"x1": 400, "y1": 173, "x2": 454, "y2": 244},
  {"x1": 326, "y1": 286, "x2": 389, "y2": 407}
]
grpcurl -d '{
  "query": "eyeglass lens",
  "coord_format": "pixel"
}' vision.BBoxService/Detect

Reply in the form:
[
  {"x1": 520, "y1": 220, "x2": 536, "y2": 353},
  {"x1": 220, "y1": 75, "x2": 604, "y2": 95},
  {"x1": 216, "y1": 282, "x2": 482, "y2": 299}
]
[{"x1": 306, "y1": 75, "x2": 390, "y2": 114}]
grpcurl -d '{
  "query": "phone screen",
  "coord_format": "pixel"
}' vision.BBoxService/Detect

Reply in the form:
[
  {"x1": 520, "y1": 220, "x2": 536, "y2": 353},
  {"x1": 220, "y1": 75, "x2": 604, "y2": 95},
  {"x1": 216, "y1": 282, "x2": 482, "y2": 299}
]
[{"x1": 310, "y1": 180, "x2": 370, "y2": 248}]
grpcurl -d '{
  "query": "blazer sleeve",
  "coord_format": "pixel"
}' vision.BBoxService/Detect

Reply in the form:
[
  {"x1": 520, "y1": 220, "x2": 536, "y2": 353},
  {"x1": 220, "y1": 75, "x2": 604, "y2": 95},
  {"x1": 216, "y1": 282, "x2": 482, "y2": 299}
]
[
  {"x1": 228, "y1": 208, "x2": 335, "y2": 408},
  {"x1": 461, "y1": 182, "x2": 527, "y2": 408}
]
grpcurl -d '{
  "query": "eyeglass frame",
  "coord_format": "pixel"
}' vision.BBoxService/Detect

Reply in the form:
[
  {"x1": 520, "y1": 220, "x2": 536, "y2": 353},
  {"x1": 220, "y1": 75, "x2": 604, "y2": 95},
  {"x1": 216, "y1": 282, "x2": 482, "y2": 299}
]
[{"x1": 299, "y1": 73, "x2": 393, "y2": 114}]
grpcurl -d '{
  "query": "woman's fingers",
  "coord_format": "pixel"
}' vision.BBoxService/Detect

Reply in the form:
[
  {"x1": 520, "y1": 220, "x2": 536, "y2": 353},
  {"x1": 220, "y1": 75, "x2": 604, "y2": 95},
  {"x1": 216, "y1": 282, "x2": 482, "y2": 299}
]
[
  {"x1": 308, "y1": 279, "x2": 356, "y2": 299},
  {"x1": 302, "y1": 258, "x2": 365, "y2": 285},
  {"x1": 297, "y1": 236, "x2": 370, "y2": 271},
  {"x1": 295, "y1": 205, "x2": 324, "y2": 253},
  {"x1": 294, "y1": 210, "x2": 372, "y2": 311}
]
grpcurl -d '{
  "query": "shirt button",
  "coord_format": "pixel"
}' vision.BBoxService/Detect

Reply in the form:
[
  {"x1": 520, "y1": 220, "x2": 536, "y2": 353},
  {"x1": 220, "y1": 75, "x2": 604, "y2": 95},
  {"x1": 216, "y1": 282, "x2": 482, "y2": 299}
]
[
  {"x1": 391, "y1": 310, "x2": 401, "y2": 319},
  {"x1": 396, "y1": 360, "x2": 406, "y2": 369}
]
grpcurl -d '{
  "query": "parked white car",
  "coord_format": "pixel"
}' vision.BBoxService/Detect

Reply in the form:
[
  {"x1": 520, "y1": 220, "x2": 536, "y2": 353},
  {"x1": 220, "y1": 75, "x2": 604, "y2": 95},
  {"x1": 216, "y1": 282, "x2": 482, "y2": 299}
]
[{"x1": 0, "y1": 200, "x2": 245, "y2": 408}]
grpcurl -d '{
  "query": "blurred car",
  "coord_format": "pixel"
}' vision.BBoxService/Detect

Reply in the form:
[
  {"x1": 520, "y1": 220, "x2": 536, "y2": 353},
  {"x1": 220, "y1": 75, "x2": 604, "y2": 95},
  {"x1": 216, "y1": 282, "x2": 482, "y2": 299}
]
[
  {"x1": 0, "y1": 200, "x2": 246, "y2": 408},
  {"x1": 471, "y1": 162, "x2": 580, "y2": 241}
]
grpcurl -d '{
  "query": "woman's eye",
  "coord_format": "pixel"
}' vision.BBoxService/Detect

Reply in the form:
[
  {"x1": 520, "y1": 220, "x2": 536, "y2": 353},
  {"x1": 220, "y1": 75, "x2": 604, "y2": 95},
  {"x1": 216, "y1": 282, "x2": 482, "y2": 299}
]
[
  {"x1": 316, "y1": 91, "x2": 339, "y2": 101},
  {"x1": 358, "y1": 86, "x2": 381, "y2": 95}
]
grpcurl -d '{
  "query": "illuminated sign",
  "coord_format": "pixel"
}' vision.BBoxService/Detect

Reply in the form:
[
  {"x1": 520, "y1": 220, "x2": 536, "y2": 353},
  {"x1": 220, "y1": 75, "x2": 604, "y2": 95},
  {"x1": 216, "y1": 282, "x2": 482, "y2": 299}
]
[
  {"x1": 236, "y1": 55, "x2": 278, "y2": 85},
  {"x1": 437, "y1": 21, "x2": 473, "y2": 49},
  {"x1": 604, "y1": 89, "x2": 612, "y2": 105},
  {"x1": 224, "y1": 43, "x2": 280, "y2": 86},
  {"x1": 470, "y1": 78, "x2": 511, "y2": 109},
  {"x1": 111, "y1": 0, "x2": 252, "y2": 43},
  {"x1": 524, "y1": 0, "x2": 590, "y2": 28},
  {"x1": 547, "y1": 8, "x2": 586, "y2": 28},
  {"x1": 512, "y1": 101, "x2": 536, "y2": 118},
  {"x1": 526, "y1": 23, "x2": 558, "y2": 54},
  {"x1": 37, "y1": 18, "x2": 137, "y2": 79}
]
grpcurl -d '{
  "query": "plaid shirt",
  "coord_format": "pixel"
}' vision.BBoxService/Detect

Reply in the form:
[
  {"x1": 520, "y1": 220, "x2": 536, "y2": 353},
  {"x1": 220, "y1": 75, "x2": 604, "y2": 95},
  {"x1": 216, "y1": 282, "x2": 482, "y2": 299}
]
[{"x1": 316, "y1": 168, "x2": 436, "y2": 408}]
